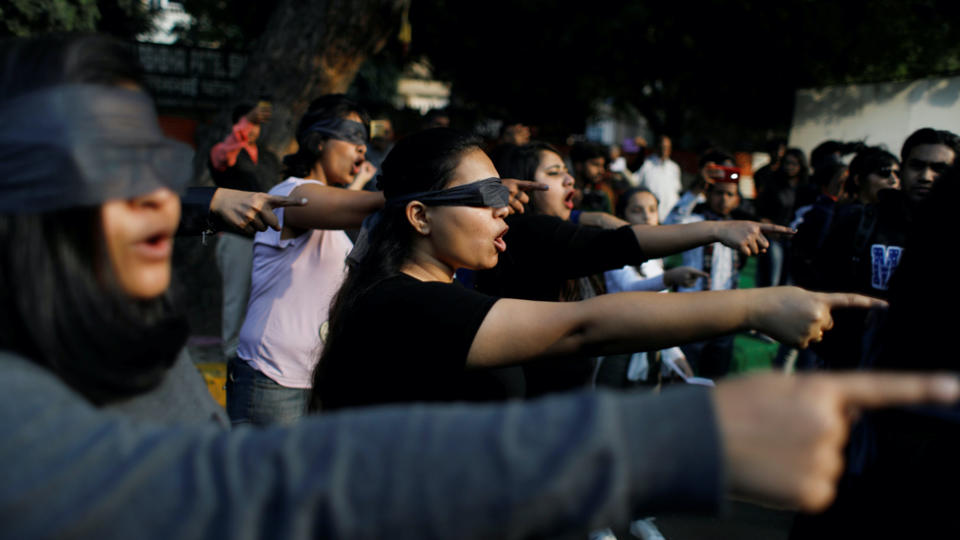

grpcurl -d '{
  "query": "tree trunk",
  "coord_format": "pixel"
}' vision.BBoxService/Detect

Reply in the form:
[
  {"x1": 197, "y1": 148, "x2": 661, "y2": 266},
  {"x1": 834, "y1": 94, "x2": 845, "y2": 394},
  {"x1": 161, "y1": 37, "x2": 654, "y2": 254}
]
[{"x1": 194, "y1": 0, "x2": 409, "y2": 181}]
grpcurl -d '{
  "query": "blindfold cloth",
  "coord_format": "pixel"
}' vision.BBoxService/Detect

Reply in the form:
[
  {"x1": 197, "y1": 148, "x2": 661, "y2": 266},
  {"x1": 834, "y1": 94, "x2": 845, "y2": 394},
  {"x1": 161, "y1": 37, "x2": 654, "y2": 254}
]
[
  {"x1": 347, "y1": 178, "x2": 511, "y2": 265},
  {"x1": 0, "y1": 84, "x2": 193, "y2": 213},
  {"x1": 305, "y1": 117, "x2": 369, "y2": 146},
  {"x1": 386, "y1": 177, "x2": 510, "y2": 209}
]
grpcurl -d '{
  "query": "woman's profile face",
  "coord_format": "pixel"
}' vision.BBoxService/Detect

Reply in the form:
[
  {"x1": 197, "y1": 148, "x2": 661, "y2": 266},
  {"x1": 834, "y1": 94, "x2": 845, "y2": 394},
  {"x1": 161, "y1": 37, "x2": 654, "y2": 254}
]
[
  {"x1": 317, "y1": 112, "x2": 368, "y2": 186},
  {"x1": 624, "y1": 191, "x2": 659, "y2": 226},
  {"x1": 423, "y1": 149, "x2": 510, "y2": 271},
  {"x1": 100, "y1": 187, "x2": 181, "y2": 299},
  {"x1": 532, "y1": 150, "x2": 575, "y2": 220}
]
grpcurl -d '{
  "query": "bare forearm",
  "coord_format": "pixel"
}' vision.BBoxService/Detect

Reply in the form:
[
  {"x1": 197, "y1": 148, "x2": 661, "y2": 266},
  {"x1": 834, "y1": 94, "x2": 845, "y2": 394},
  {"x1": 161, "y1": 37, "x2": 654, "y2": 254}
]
[
  {"x1": 469, "y1": 289, "x2": 755, "y2": 367},
  {"x1": 631, "y1": 221, "x2": 718, "y2": 259},
  {"x1": 471, "y1": 286, "x2": 855, "y2": 368},
  {"x1": 574, "y1": 289, "x2": 754, "y2": 356},
  {"x1": 284, "y1": 185, "x2": 385, "y2": 230}
]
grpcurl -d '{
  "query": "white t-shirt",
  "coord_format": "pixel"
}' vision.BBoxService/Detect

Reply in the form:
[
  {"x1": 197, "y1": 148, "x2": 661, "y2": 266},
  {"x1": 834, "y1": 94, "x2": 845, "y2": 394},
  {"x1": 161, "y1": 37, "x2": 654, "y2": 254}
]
[
  {"x1": 236, "y1": 177, "x2": 354, "y2": 388},
  {"x1": 636, "y1": 156, "x2": 682, "y2": 223}
]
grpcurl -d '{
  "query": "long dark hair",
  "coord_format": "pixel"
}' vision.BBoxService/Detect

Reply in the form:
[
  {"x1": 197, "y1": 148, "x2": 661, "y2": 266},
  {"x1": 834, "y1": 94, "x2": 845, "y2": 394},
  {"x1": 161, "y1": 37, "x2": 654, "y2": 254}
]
[
  {"x1": 281, "y1": 94, "x2": 370, "y2": 178},
  {"x1": 0, "y1": 34, "x2": 187, "y2": 403},
  {"x1": 309, "y1": 128, "x2": 482, "y2": 411}
]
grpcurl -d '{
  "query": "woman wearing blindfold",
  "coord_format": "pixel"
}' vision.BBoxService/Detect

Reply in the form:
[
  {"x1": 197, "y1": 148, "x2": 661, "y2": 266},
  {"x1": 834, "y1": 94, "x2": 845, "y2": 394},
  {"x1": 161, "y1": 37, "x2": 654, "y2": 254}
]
[
  {"x1": 310, "y1": 128, "x2": 888, "y2": 411},
  {"x1": 225, "y1": 95, "x2": 384, "y2": 427}
]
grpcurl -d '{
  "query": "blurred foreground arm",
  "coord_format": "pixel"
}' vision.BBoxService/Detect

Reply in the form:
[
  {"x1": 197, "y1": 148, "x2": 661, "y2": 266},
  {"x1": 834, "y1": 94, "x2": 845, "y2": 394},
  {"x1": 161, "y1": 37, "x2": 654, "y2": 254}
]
[{"x1": 715, "y1": 371, "x2": 960, "y2": 512}]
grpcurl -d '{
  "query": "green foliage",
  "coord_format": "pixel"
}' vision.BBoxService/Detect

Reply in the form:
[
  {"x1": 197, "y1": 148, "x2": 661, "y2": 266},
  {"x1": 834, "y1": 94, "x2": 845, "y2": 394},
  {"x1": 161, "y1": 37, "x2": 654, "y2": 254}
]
[{"x1": 0, "y1": 0, "x2": 100, "y2": 37}]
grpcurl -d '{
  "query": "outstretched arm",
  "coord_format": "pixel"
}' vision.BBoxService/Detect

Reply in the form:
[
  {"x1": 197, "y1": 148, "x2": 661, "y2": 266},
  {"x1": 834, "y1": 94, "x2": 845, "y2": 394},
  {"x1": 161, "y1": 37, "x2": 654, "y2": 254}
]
[
  {"x1": 283, "y1": 183, "x2": 385, "y2": 230},
  {"x1": 177, "y1": 187, "x2": 308, "y2": 236},
  {"x1": 631, "y1": 220, "x2": 795, "y2": 259},
  {"x1": 467, "y1": 287, "x2": 885, "y2": 367},
  {"x1": 0, "y1": 352, "x2": 722, "y2": 539}
]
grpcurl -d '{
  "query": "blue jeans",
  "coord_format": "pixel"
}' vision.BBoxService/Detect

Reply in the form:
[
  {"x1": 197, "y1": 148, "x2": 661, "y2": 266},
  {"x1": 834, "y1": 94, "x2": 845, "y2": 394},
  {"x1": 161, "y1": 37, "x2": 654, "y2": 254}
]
[{"x1": 226, "y1": 357, "x2": 310, "y2": 426}]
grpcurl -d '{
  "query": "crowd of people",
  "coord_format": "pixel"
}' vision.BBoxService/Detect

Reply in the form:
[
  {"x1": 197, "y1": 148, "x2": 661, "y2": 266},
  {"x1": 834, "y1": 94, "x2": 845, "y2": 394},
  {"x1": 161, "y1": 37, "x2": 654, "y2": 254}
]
[{"x1": 1, "y1": 33, "x2": 958, "y2": 539}]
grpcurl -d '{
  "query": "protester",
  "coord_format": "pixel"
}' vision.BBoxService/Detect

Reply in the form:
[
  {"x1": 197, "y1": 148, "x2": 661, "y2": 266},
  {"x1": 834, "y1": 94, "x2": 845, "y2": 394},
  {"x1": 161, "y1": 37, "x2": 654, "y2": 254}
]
[
  {"x1": 598, "y1": 188, "x2": 706, "y2": 387},
  {"x1": 3, "y1": 33, "x2": 959, "y2": 540},
  {"x1": 636, "y1": 135, "x2": 682, "y2": 222},
  {"x1": 789, "y1": 157, "x2": 849, "y2": 291},
  {"x1": 843, "y1": 147, "x2": 900, "y2": 204},
  {"x1": 898, "y1": 127, "x2": 959, "y2": 206},
  {"x1": 791, "y1": 169, "x2": 960, "y2": 538},
  {"x1": 753, "y1": 139, "x2": 786, "y2": 196},
  {"x1": 667, "y1": 149, "x2": 736, "y2": 222},
  {"x1": 484, "y1": 141, "x2": 787, "y2": 397},
  {"x1": 490, "y1": 141, "x2": 624, "y2": 395},
  {"x1": 782, "y1": 153, "x2": 852, "y2": 372},
  {"x1": 209, "y1": 102, "x2": 279, "y2": 193},
  {"x1": 756, "y1": 147, "x2": 809, "y2": 287},
  {"x1": 207, "y1": 102, "x2": 283, "y2": 363},
  {"x1": 813, "y1": 128, "x2": 959, "y2": 369},
  {"x1": 571, "y1": 141, "x2": 616, "y2": 212},
  {"x1": 313, "y1": 128, "x2": 881, "y2": 410},
  {"x1": 227, "y1": 95, "x2": 380, "y2": 426},
  {"x1": 664, "y1": 163, "x2": 756, "y2": 379}
]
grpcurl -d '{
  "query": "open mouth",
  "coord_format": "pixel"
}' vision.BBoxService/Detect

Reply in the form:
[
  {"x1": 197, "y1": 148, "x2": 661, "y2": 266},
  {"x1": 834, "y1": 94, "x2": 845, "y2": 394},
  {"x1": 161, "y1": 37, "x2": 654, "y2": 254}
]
[
  {"x1": 563, "y1": 190, "x2": 575, "y2": 210},
  {"x1": 351, "y1": 157, "x2": 365, "y2": 176},
  {"x1": 493, "y1": 228, "x2": 508, "y2": 253},
  {"x1": 135, "y1": 232, "x2": 173, "y2": 260}
]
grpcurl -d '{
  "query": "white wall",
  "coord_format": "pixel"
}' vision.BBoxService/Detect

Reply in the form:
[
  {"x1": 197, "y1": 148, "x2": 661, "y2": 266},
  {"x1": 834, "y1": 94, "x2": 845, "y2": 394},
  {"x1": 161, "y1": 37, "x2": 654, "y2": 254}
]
[{"x1": 789, "y1": 76, "x2": 960, "y2": 158}]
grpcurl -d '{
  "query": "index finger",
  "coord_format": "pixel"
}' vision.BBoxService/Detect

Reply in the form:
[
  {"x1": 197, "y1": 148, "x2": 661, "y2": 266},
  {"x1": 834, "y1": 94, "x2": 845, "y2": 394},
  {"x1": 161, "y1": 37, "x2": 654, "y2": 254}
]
[
  {"x1": 759, "y1": 223, "x2": 796, "y2": 236},
  {"x1": 266, "y1": 194, "x2": 309, "y2": 208},
  {"x1": 691, "y1": 269, "x2": 711, "y2": 278},
  {"x1": 504, "y1": 179, "x2": 549, "y2": 192},
  {"x1": 827, "y1": 372, "x2": 960, "y2": 409},
  {"x1": 260, "y1": 207, "x2": 281, "y2": 230},
  {"x1": 821, "y1": 292, "x2": 888, "y2": 310}
]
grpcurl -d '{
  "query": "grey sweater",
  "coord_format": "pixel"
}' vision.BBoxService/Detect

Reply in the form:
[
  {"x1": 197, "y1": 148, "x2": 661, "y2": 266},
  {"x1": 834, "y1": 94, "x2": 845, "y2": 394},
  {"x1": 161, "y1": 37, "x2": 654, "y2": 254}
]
[{"x1": 0, "y1": 351, "x2": 723, "y2": 539}]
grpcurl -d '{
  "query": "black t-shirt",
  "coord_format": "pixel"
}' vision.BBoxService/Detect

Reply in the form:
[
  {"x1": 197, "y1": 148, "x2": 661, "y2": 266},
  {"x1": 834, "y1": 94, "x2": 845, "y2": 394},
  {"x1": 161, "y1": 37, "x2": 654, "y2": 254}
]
[
  {"x1": 476, "y1": 214, "x2": 645, "y2": 397},
  {"x1": 476, "y1": 214, "x2": 644, "y2": 302},
  {"x1": 317, "y1": 274, "x2": 499, "y2": 410}
]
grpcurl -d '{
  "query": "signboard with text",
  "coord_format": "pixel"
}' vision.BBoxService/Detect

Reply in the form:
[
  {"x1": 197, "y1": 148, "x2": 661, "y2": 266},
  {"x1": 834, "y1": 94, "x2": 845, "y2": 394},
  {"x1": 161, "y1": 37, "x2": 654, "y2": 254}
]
[{"x1": 136, "y1": 42, "x2": 247, "y2": 111}]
